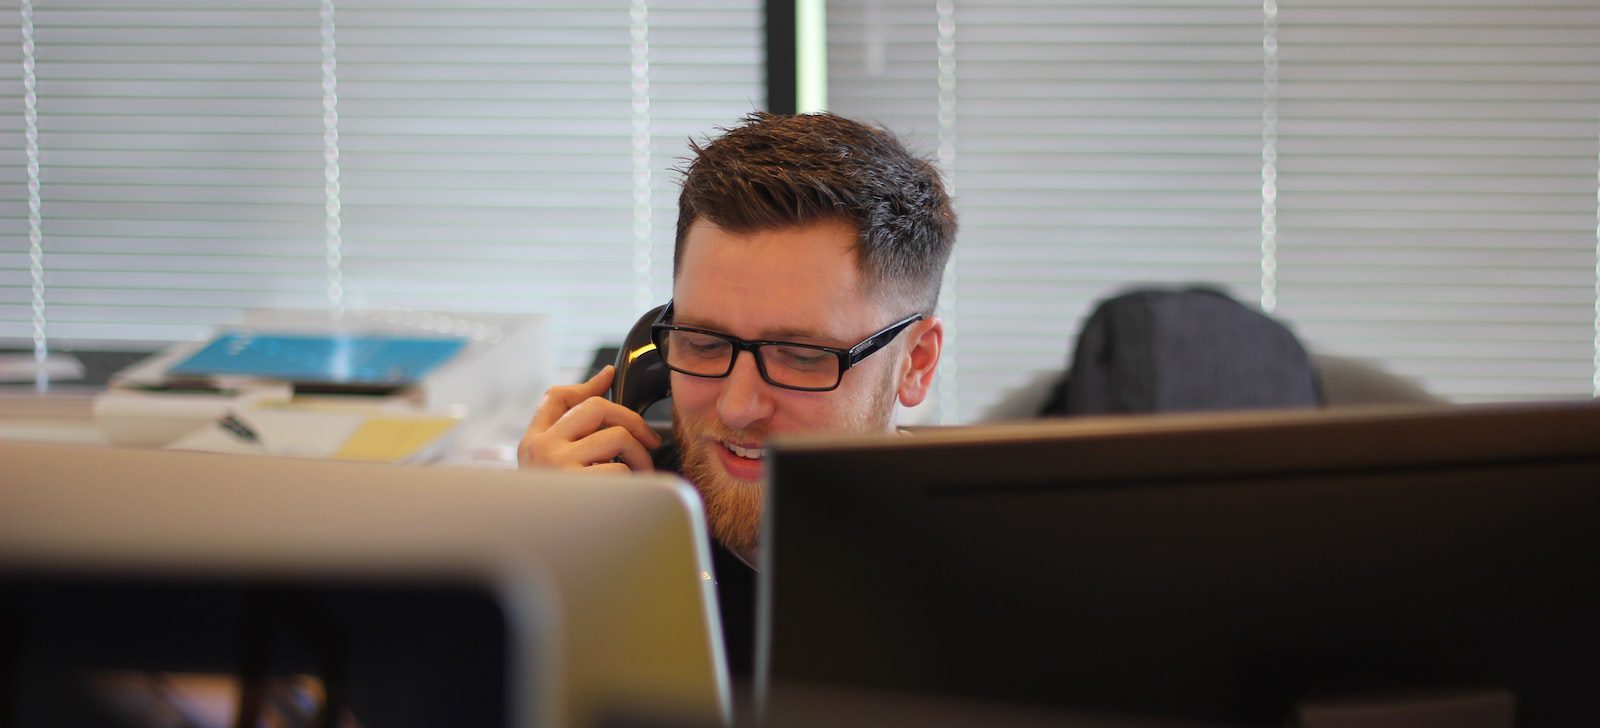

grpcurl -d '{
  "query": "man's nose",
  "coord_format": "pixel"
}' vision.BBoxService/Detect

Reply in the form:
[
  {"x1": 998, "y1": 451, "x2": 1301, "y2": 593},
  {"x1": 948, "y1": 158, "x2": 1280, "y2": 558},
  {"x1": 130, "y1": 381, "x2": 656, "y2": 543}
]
[{"x1": 716, "y1": 350, "x2": 776, "y2": 429}]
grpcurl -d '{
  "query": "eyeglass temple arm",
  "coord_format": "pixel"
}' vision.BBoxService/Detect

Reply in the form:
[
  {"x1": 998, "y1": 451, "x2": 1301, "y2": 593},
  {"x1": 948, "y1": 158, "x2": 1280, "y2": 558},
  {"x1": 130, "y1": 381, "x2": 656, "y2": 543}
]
[{"x1": 848, "y1": 315, "x2": 924, "y2": 363}]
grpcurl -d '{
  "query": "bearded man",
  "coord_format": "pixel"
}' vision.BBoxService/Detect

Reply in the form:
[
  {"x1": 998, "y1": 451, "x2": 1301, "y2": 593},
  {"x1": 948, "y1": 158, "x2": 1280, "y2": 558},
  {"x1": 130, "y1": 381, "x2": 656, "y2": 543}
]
[{"x1": 519, "y1": 111, "x2": 956, "y2": 679}]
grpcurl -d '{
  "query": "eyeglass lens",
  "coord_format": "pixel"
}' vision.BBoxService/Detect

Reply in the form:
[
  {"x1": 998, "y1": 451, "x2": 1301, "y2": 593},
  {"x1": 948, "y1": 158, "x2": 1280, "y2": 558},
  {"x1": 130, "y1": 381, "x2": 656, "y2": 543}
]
[{"x1": 659, "y1": 329, "x2": 840, "y2": 389}]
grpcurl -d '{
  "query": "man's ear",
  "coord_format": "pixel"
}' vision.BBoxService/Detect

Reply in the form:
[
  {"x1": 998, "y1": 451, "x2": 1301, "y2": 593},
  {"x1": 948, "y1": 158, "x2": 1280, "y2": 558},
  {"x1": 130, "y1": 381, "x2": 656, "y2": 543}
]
[{"x1": 896, "y1": 316, "x2": 943, "y2": 407}]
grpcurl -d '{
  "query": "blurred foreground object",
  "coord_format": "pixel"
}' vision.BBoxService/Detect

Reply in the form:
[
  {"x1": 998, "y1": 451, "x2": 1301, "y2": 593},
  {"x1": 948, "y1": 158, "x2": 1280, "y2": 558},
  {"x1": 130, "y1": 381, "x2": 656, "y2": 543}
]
[{"x1": 0, "y1": 442, "x2": 729, "y2": 728}]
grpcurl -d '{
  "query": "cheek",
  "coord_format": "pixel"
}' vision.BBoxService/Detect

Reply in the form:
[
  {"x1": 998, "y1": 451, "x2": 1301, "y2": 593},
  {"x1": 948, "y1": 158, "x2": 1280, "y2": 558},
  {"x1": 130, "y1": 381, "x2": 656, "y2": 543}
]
[
  {"x1": 670, "y1": 372, "x2": 849, "y2": 431},
  {"x1": 771, "y1": 392, "x2": 832, "y2": 430},
  {"x1": 669, "y1": 373, "x2": 717, "y2": 410},
  {"x1": 828, "y1": 361, "x2": 899, "y2": 422}
]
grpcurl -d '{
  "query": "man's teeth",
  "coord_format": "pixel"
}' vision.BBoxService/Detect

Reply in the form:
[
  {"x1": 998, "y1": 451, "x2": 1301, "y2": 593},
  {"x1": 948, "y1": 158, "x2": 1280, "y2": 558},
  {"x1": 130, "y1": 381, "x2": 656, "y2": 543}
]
[{"x1": 724, "y1": 441, "x2": 763, "y2": 460}]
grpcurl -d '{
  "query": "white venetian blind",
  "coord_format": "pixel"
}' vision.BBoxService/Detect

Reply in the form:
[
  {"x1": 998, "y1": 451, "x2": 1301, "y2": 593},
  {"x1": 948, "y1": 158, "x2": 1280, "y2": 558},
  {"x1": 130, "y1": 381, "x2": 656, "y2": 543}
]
[
  {"x1": 333, "y1": 2, "x2": 642, "y2": 350},
  {"x1": 830, "y1": 0, "x2": 1264, "y2": 421},
  {"x1": 828, "y1": 0, "x2": 1600, "y2": 420},
  {"x1": 0, "y1": 0, "x2": 762, "y2": 380},
  {"x1": 0, "y1": 0, "x2": 28, "y2": 344},
  {"x1": 1270, "y1": 1, "x2": 1600, "y2": 402},
  {"x1": 0, "y1": 1, "x2": 328, "y2": 344},
  {"x1": 646, "y1": 1, "x2": 766, "y2": 310}
]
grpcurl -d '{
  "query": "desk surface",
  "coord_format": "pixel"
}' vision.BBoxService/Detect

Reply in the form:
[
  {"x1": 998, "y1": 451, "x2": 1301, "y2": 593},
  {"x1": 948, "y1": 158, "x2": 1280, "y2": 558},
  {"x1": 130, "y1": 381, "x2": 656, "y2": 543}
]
[{"x1": 0, "y1": 389, "x2": 106, "y2": 445}]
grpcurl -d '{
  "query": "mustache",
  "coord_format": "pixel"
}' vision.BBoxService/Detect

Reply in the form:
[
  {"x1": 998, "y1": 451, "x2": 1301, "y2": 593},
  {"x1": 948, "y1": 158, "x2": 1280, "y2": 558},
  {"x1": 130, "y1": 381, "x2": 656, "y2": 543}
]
[{"x1": 673, "y1": 410, "x2": 769, "y2": 445}]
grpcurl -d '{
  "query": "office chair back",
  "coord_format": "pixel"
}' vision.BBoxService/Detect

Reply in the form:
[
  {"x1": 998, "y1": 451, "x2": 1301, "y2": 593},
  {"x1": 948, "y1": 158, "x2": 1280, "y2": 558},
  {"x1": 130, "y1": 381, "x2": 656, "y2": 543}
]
[{"x1": 1041, "y1": 287, "x2": 1322, "y2": 416}]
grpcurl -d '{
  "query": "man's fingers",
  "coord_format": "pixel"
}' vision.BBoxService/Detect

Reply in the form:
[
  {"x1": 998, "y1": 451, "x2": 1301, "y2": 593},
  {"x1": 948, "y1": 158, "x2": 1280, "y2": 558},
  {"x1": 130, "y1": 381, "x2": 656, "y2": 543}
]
[
  {"x1": 523, "y1": 426, "x2": 654, "y2": 473},
  {"x1": 584, "y1": 363, "x2": 617, "y2": 394},
  {"x1": 584, "y1": 462, "x2": 633, "y2": 476},
  {"x1": 528, "y1": 366, "x2": 617, "y2": 432},
  {"x1": 544, "y1": 395, "x2": 663, "y2": 451},
  {"x1": 559, "y1": 426, "x2": 655, "y2": 473},
  {"x1": 519, "y1": 365, "x2": 672, "y2": 474},
  {"x1": 519, "y1": 376, "x2": 665, "y2": 472}
]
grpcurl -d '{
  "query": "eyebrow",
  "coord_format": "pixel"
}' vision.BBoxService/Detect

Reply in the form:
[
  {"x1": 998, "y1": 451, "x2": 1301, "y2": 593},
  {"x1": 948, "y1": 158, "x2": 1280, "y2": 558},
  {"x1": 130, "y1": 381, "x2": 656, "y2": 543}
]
[{"x1": 672, "y1": 317, "x2": 845, "y2": 346}]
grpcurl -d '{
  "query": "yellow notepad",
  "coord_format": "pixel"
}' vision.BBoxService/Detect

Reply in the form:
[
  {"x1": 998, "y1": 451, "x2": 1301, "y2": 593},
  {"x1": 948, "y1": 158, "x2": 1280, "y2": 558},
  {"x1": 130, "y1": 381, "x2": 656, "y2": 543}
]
[{"x1": 333, "y1": 416, "x2": 462, "y2": 462}]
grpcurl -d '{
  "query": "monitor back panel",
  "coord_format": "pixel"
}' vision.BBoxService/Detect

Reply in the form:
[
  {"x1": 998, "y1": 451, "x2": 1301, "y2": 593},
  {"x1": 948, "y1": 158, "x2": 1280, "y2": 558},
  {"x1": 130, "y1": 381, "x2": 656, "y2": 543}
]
[{"x1": 761, "y1": 403, "x2": 1600, "y2": 726}]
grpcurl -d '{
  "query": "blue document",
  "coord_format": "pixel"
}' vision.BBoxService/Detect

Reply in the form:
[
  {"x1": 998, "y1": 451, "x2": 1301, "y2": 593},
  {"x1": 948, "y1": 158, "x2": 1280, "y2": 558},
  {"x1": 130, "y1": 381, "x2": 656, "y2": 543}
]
[{"x1": 168, "y1": 332, "x2": 466, "y2": 386}]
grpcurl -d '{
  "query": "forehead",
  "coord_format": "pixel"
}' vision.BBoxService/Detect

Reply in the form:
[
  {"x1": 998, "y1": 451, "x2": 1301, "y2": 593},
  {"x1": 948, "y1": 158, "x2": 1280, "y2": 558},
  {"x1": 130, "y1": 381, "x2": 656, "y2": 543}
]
[{"x1": 672, "y1": 219, "x2": 882, "y2": 340}]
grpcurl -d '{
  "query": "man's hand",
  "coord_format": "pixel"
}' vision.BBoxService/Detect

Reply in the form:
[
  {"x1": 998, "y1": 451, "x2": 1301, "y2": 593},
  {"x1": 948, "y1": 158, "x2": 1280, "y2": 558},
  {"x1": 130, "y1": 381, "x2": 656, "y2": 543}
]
[{"x1": 518, "y1": 365, "x2": 664, "y2": 475}]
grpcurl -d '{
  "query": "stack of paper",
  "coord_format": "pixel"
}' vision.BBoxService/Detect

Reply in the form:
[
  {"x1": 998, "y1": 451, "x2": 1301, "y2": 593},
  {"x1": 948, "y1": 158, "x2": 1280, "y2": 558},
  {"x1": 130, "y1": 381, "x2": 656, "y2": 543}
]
[{"x1": 165, "y1": 402, "x2": 463, "y2": 464}]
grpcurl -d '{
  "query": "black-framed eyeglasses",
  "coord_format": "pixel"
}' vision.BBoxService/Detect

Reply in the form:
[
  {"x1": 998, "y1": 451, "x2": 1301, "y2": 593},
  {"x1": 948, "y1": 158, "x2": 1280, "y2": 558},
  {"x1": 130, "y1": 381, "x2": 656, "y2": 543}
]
[{"x1": 648, "y1": 301, "x2": 923, "y2": 392}]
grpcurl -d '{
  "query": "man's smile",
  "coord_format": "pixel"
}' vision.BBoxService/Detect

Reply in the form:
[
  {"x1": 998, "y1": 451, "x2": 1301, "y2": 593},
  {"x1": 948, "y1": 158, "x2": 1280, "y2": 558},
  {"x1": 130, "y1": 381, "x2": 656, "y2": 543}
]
[
  {"x1": 714, "y1": 437, "x2": 766, "y2": 481},
  {"x1": 722, "y1": 440, "x2": 763, "y2": 460}
]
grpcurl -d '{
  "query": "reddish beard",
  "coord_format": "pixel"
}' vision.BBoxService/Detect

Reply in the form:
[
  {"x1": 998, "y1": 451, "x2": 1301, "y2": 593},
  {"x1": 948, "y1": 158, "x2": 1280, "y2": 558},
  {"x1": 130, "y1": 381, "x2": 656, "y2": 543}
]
[
  {"x1": 673, "y1": 411, "x2": 768, "y2": 554},
  {"x1": 670, "y1": 362, "x2": 900, "y2": 555}
]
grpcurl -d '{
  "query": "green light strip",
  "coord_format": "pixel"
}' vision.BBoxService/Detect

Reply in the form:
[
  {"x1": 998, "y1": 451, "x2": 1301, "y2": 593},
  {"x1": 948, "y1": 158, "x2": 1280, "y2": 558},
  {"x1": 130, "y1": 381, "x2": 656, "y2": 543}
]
[{"x1": 796, "y1": 0, "x2": 827, "y2": 113}]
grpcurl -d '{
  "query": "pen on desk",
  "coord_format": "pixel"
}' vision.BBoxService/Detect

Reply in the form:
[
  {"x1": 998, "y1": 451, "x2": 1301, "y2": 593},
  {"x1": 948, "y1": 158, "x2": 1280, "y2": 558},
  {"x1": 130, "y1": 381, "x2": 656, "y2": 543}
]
[{"x1": 218, "y1": 412, "x2": 267, "y2": 451}]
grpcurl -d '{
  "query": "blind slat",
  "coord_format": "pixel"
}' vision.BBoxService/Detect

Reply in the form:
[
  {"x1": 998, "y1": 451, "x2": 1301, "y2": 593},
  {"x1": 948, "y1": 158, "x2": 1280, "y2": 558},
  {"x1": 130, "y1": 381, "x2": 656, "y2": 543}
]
[
  {"x1": 0, "y1": 1, "x2": 763, "y2": 378},
  {"x1": 829, "y1": 0, "x2": 1598, "y2": 419}
]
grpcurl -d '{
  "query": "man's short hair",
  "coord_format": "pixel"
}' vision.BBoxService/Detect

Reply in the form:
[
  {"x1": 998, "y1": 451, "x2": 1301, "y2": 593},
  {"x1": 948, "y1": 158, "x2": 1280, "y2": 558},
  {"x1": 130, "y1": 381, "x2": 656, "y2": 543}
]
[{"x1": 674, "y1": 112, "x2": 957, "y2": 314}]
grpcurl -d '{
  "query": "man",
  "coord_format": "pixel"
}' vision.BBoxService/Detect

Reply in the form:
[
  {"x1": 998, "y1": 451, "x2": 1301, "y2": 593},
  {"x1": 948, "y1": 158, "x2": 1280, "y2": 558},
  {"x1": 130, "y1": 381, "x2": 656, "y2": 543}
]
[{"x1": 518, "y1": 111, "x2": 956, "y2": 677}]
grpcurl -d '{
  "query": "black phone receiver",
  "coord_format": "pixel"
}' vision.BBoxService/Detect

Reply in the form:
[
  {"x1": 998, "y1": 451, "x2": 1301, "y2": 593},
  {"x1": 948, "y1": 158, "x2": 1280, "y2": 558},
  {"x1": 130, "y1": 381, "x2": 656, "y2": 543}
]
[{"x1": 611, "y1": 304, "x2": 672, "y2": 415}]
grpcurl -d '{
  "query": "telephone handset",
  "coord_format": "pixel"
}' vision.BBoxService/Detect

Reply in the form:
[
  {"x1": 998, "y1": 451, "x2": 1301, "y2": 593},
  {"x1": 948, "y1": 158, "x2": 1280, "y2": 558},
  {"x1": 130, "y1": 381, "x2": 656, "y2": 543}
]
[{"x1": 610, "y1": 304, "x2": 672, "y2": 415}]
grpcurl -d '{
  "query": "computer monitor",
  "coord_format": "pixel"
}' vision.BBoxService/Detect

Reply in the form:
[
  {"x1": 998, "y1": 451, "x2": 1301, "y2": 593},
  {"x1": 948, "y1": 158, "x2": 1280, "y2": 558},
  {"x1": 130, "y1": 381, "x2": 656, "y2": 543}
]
[
  {"x1": 759, "y1": 401, "x2": 1600, "y2": 727},
  {"x1": 0, "y1": 442, "x2": 730, "y2": 728}
]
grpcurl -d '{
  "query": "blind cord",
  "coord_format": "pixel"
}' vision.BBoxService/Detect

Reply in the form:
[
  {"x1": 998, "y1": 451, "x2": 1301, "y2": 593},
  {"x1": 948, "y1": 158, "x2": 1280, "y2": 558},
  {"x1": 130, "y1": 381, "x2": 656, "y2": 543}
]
[
  {"x1": 321, "y1": 0, "x2": 345, "y2": 318},
  {"x1": 1260, "y1": 0, "x2": 1279, "y2": 315},
  {"x1": 21, "y1": 0, "x2": 46, "y2": 392},
  {"x1": 934, "y1": 0, "x2": 959, "y2": 424},
  {"x1": 631, "y1": 0, "x2": 654, "y2": 313}
]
